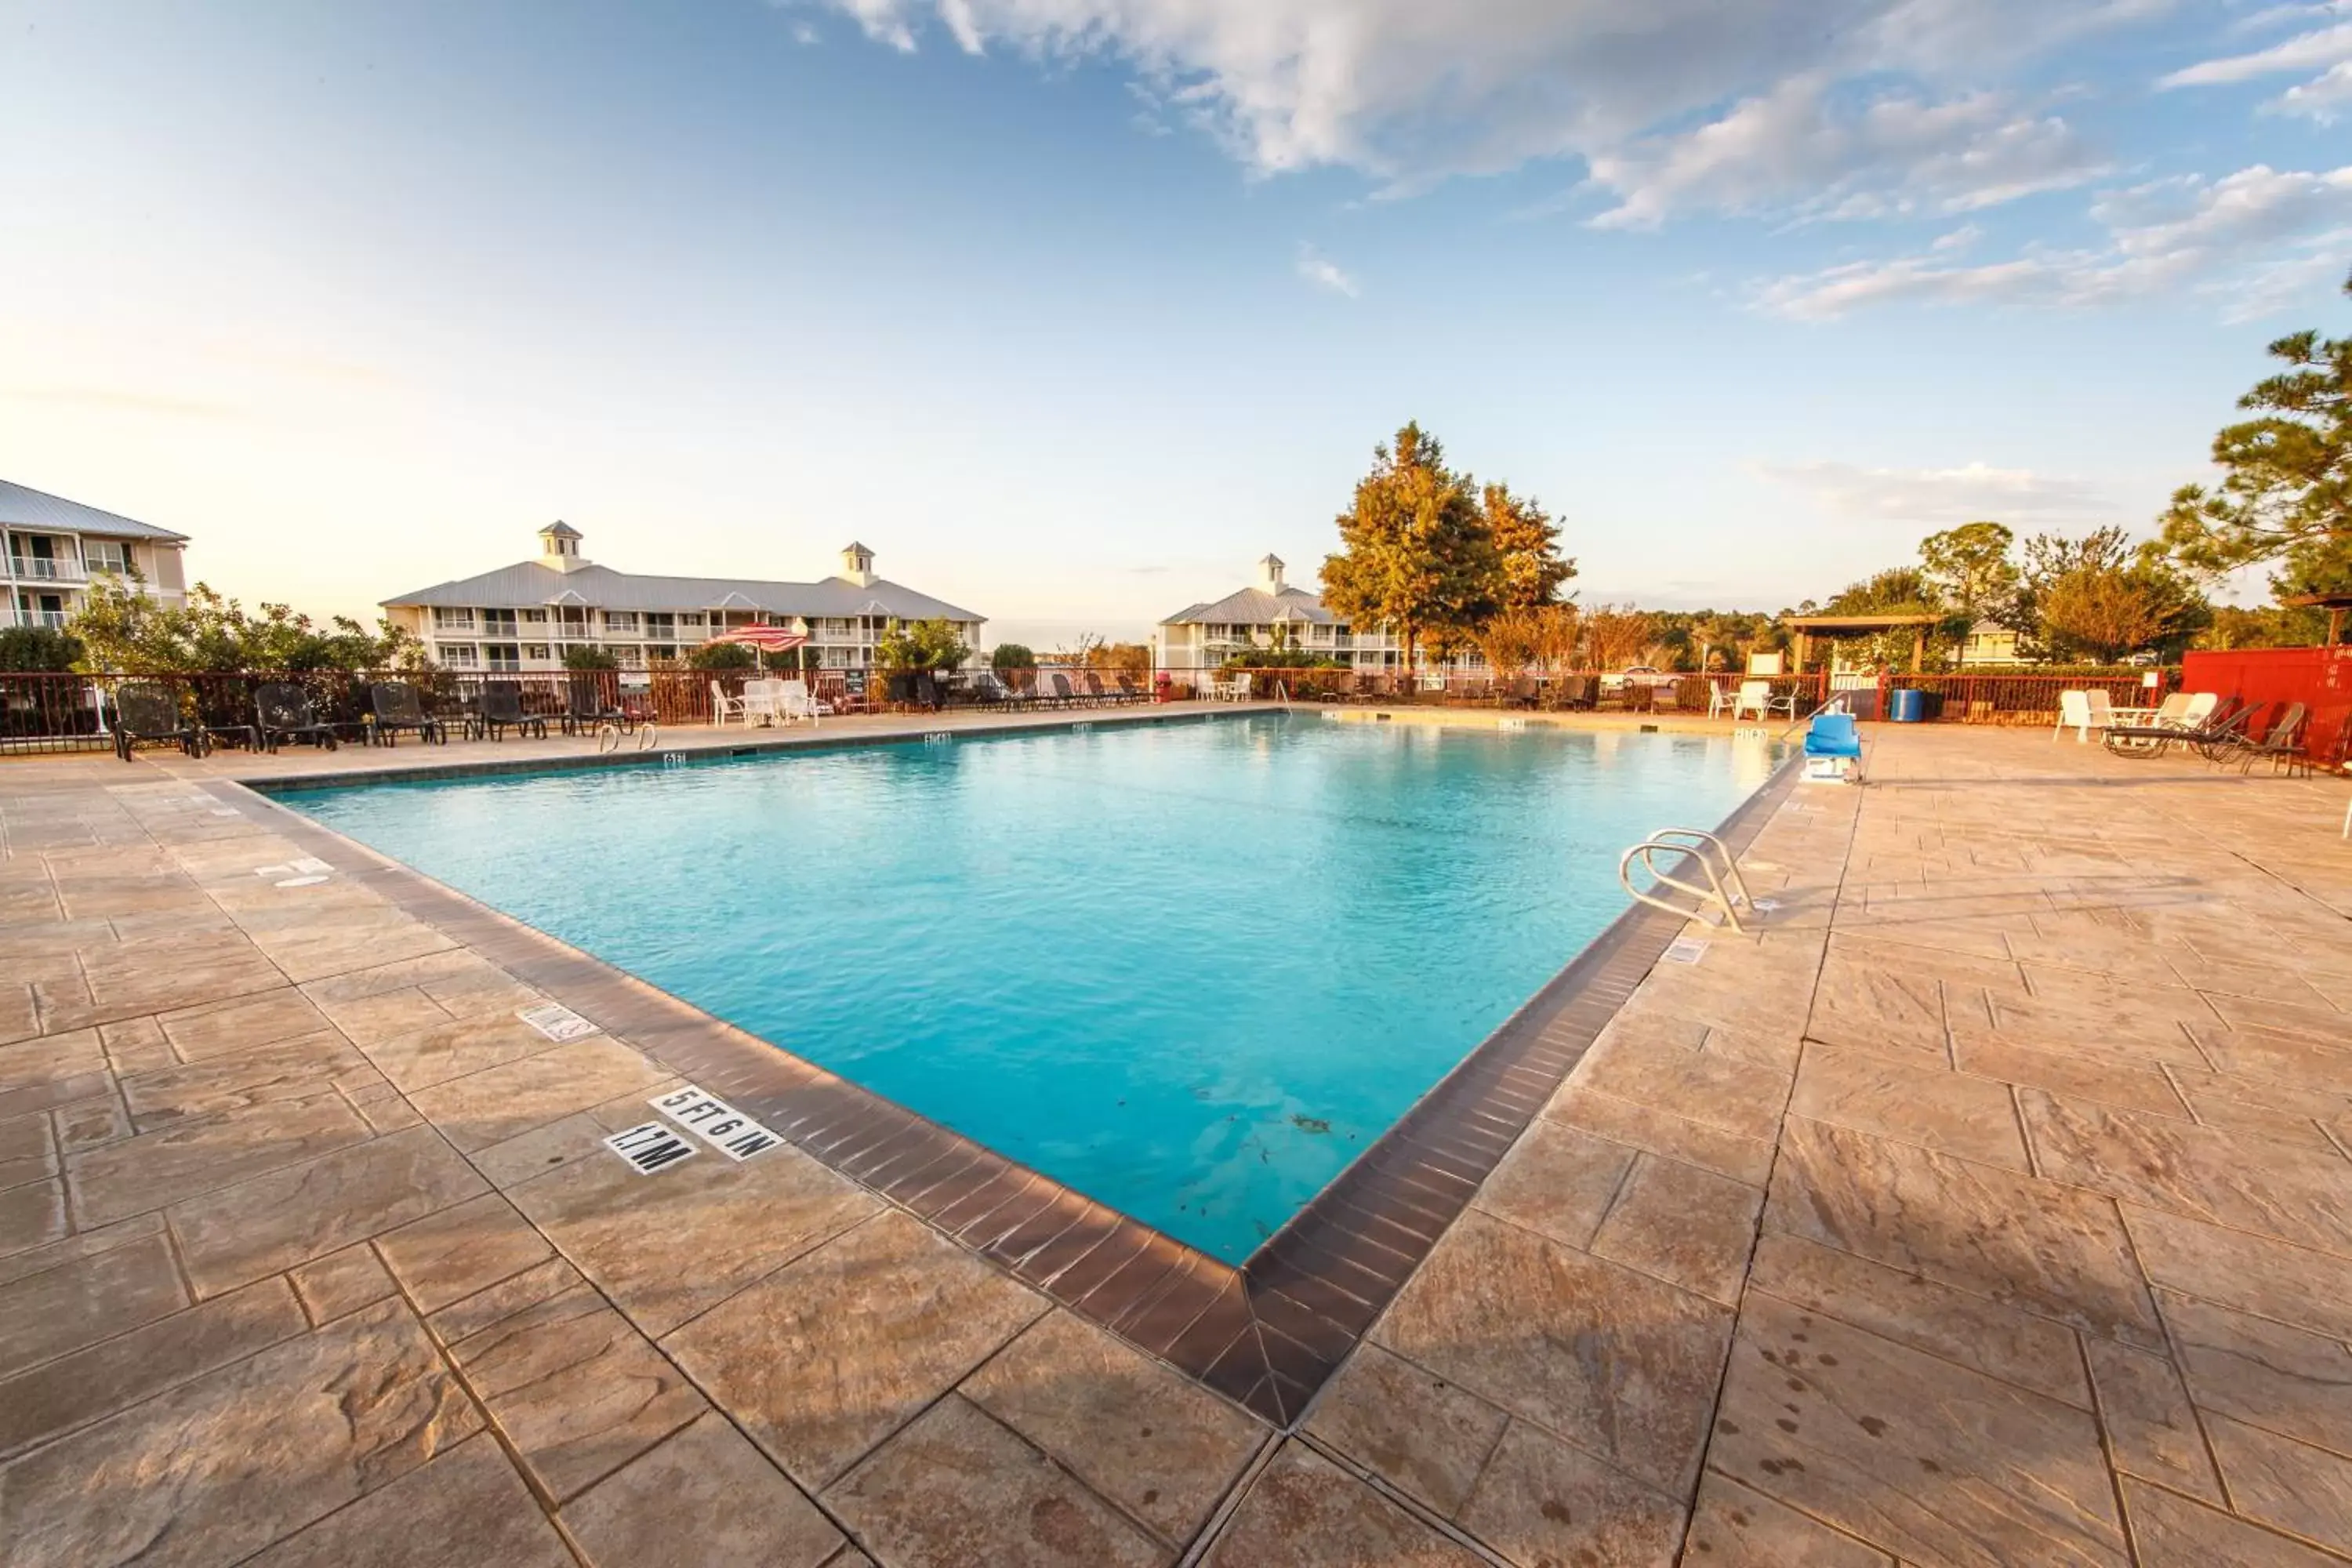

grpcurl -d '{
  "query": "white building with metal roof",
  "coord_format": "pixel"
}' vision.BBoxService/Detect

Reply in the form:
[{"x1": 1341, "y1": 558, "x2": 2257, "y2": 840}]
[
  {"x1": 2, "y1": 479, "x2": 191, "y2": 632},
  {"x1": 381, "y1": 524, "x2": 985, "y2": 677},
  {"x1": 1153, "y1": 554, "x2": 1447, "y2": 675}
]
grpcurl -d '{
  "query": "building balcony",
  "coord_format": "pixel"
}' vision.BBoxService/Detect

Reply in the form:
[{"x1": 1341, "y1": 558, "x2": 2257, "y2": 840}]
[
  {"x1": 13, "y1": 609, "x2": 70, "y2": 630},
  {"x1": 8, "y1": 557, "x2": 86, "y2": 583}
]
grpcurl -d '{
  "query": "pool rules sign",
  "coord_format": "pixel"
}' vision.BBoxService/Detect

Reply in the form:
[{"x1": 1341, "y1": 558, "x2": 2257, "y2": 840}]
[{"x1": 603, "y1": 1084, "x2": 785, "y2": 1175}]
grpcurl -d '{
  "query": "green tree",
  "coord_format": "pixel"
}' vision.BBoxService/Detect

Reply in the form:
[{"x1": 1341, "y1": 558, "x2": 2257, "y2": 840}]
[
  {"x1": 1321, "y1": 423, "x2": 1499, "y2": 670},
  {"x1": 0, "y1": 626, "x2": 84, "y2": 671},
  {"x1": 2161, "y1": 270, "x2": 2351, "y2": 590},
  {"x1": 2016, "y1": 528, "x2": 2209, "y2": 661},
  {"x1": 1920, "y1": 522, "x2": 2020, "y2": 643},
  {"x1": 685, "y1": 641, "x2": 758, "y2": 671},
  {"x1": 561, "y1": 645, "x2": 619, "y2": 670},
  {"x1": 989, "y1": 642, "x2": 1035, "y2": 673},
  {"x1": 69, "y1": 577, "x2": 427, "y2": 672},
  {"x1": 1479, "y1": 483, "x2": 1574, "y2": 608},
  {"x1": 876, "y1": 617, "x2": 971, "y2": 672}
]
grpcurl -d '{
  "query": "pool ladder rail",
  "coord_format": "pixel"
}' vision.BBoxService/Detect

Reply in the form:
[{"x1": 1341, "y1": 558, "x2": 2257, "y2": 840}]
[{"x1": 1617, "y1": 828, "x2": 1757, "y2": 935}]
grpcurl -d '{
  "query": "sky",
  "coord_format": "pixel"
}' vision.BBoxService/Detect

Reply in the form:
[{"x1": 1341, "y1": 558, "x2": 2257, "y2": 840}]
[{"x1": 3, "y1": 0, "x2": 2348, "y2": 648}]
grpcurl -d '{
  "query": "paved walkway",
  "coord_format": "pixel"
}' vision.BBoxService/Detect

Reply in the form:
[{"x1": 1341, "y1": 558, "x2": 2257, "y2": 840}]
[{"x1": 4, "y1": 720, "x2": 2351, "y2": 1565}]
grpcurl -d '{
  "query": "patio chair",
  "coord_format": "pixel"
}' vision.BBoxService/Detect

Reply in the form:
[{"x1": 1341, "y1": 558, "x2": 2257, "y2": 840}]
[
  {"x1": 111, "y1": 681, "x2": 210, "y2": 760},
  {"x1": 739, "y1": 678, "x2": 784, "y2": 727},
  {"x1": 560, "y1": 674, "x2": 627, "y2": 735},
  {"x1": 2054, "y1": 689, "x2": 2115, "y2": 743},
  {"x1": 779, "y1": 679, "x2": 828, "y2": 725},
  {"x1": 2236, "y1": 702, "x2": 2310, "y2": 776},
  {"x1": 368, "y1": 681, "x2": 445, "y2": 746},
  {"x1": 255, "y1": 682, "x2": 342, "y2": 753},
  {"x1": 709, "y1": 679, "x2": 750, "y2": 727},
  {"x1": 1218, "y1": 671, "x2": 1254, "y2": 703},
  {"x1": 2100, "y1": 692, "x2": 2221, "y2": 757},
  {"x1": 475, "y1": 681, "x2": 549, "y2": 741},
  {"x1": 1730, "y1": 679, "x2": 1797, "y2": 723},
  {"x1": 2187, "y1": 699, "x2": 2260, "y2": 763}
]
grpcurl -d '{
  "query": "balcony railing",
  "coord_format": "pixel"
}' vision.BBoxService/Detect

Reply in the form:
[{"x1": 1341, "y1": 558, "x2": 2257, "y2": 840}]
[
  {"x1": 8, "y1": 557, "x2": 85, "y2": 583},
  {"x1": 13, "y1": 610, "x2": 69, "y2": 630}
]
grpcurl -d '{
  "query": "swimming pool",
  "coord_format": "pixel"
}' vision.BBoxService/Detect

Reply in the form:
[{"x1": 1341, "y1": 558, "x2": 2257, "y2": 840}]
[{"x1": 284, "y1": 715, "x2": 1780, "y2": 1261}]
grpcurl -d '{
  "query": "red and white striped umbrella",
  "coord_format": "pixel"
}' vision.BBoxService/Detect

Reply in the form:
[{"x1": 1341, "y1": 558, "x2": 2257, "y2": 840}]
[{"x1": 703, "y1": 626, "x2": 809, "y2": 652}]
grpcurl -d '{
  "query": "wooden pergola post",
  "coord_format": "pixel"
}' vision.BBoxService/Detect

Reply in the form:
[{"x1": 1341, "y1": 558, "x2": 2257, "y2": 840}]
[{"x1": 1912, "y1": 626, "x2": 1926, "y2": 670}]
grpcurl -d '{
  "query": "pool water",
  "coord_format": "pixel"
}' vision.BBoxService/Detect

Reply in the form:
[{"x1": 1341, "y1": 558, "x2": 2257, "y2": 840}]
[{"x1": 285, "y1": 715, "x2": 1780, "y2": 1261}]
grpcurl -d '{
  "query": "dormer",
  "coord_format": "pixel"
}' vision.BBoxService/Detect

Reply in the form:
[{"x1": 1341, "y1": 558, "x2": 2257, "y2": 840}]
[
  {"x1": 840, "y1": 542, "x2": 877, "y2": 587},
  {"x1": 1258, "y1": 554, "x2": 1286, "y2": 593},
  {"x1": 539, "y1": 521, "x2": 587, "y2": 573}
]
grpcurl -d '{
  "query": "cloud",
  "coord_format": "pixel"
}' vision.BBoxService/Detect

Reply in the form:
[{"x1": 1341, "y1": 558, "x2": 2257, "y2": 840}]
[
  {"x1": 1294, "y1": 244, "x2": 1359, "y2": 297},
  {"x1": 1584, "y1": 76, "x2": 2104, "y2": 228},
  {"x1": 1, "y1": 386, "x2": 239, "y2": 421},
  {"x1": 2160, "y1": 9, "x2": 2352, "y2": 118},
  {"x1": 1756, "y1": 162, "x2": 2352, "y2": 318},
  {"x1": 1757, "y1": 459, "x2": 2107, "y2": 524},
  {"x1": 776, "y1": 0, "x2": 2165, "y2": 206}
]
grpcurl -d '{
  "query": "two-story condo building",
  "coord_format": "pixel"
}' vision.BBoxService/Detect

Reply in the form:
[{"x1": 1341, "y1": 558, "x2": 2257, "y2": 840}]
[
  {"x1": 381, "y1": 525, "x2": 985, "y2": 681},
  {"x1": 1154, "y1": 554, "x2": 1470, "y2": 677},
  {"x1": 2, "y1": 479, "x2": 191, "y2": 631}
]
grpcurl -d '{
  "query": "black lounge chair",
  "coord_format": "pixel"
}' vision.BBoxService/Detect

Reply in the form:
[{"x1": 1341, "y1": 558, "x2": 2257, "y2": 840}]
[
  {"x1": 967, "y1": 671, "x2": 1016, "y2": 706},
  {"x1": 2103, "y1": 697, "x2": 2239, "y2": 759},
  {"x1": 560, "y1": 674, "x2": 626, "y2": 735},
  {"x1": 368, "y1": 681, "x2": 445, "y2": 746},
  {"x1": 255, "y1": 682, "x2": 341, "y2": 753},
  {"x1": 475, "y1": 682, "x2": 548, "y2": 741},
  {"x1": 912, "y1": 670, "x2": 942, "y2": 712},
  {"x1": 2235, "y1": 702, "x2": 2310, "y2": 775},
  {"x1": 111, "y1": 681, "x2": 209, "y2": 760}
]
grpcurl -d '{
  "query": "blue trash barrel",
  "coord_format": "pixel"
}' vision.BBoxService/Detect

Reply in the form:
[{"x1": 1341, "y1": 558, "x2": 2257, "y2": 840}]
[{"x1": 1888, "y1": 688, "x2": 1926, "y2": 723}]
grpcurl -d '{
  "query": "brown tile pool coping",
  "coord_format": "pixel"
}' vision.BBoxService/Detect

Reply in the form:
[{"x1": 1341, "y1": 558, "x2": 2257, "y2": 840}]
[{"x1": 227, "y1": 714, "x2": 1800, "y2": 1428}]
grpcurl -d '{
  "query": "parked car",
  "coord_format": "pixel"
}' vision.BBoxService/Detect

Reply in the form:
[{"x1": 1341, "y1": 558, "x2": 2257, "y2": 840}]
[{"x1": 1598, "y1": 665, "x2": 1682, "y2": 694}]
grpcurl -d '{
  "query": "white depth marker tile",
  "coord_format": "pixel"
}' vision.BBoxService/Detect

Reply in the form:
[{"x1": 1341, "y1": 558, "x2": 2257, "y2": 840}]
[
  {"x1": 604, "y1": 1121, "x2": 697, "y2": 1175},
  {"x1": 650, "y1": 1084, "x2": 782, "y2": 1161}
]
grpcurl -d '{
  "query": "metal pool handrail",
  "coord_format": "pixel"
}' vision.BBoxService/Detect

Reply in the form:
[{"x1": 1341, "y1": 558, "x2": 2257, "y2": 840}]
[{"x1": 1617, "y1": 827, "x2": 1755, "y2": 935}]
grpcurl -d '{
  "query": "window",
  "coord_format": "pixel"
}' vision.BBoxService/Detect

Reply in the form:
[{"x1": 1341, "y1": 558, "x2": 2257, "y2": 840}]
[
  {"x1": 84, "y1": 541, "x2": 131, "y2": 575},
  {"x1": 523, "y1": 644, "x2": 552, "y2": 662},
  {"x1": 485, "y1": 644, "x2": 521, "y2": 671},
  {"x1": 432, "y1": 607, "x2": 477, "y2": 631},
  {"x1": 612, "y1": 644, "x2": 644, "y2": 668},
  {"x1": 604, "y1": 611, "x2": 641, "y2": 633},
  {"x1": 645, "y1": 612, "x2": 675, "y2": 635},
  {"x1": 645, "y1": 644, "x2": 676, "y2": 662},
  {"x1": 440, "y1": 643, "x2": 480, "y2": 669},
  {"x1": 677, "y1": 612, "x2": 706, "y2": 629},
  {"x1": 483, "y1": 609, "x2": 518, "y2": 636},
  {"x1": 521, "y1": 608, "x2": 549, "y2": 624}
]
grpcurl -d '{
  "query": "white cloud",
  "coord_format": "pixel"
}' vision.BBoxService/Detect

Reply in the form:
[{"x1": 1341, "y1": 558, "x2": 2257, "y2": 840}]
[
  {"x1": 1757, "y1": 162, "x2": 2352, "y2": 318},
  {"x1": 1585, "y1": 76, "x2": 2103, "y2": 229},
  {"x1": 2160, "y1": 8, "x2": 2352, "y2": 118},
  {"x1": 1294, "y1": 244, "x2": 1358, "y2": 297},
  {"x1": 1758, "y1": 459, "x2": 2107, "y2": 524},
  {"x1": 777, "y1": 0, "x2": 2162, "y2": 213}
]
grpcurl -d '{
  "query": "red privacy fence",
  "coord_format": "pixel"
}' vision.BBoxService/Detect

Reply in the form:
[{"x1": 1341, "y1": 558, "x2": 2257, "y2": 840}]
[{"x1": 2183, "y1": 646, "x2": 2352, "y2": 766}]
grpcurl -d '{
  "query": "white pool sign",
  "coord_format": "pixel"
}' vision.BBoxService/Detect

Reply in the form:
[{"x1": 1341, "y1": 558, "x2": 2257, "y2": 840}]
[
  {"x1": 517, "y1": 1003, "x2": 600, "y2": 1042},
  {"x1": 650, "y1": 1084, "x2": 782, "y2": 1162},
  {"x1": 604, "y1": 1121, "x2": 697, "y2": 1175}
]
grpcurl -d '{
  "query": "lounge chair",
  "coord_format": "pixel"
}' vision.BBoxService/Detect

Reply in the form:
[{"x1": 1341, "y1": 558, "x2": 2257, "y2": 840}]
[
  {"x1": 368, "y1": 681, "x2": 445, "y2": 746},
  {"x1": 111, "y1": 681, "x2": 211, "y2": 760},
  {"x1": 255, "y1": 682, "x2": 342, "y2": 753},
  {"x1": 560, "y1": 674, "x2": 627, "y2": 735},
  {"x1": 475, "y1": 682, "x2": 548, "y2": 741},
  {"x1": 1730, "y1": 679, "x2": 1798, "y2": 723},
  {"x1": 2235, "y1": 702, "x2": 2310, "y2": 775},
  {"x1": 1081, "y1": 672, "x2": 1121, "y2": 706},
  {"x1": 2054, "y1": 689, "x2": 2115, "y2": 743},
  {"x1": 710, "y1": 679, "x2": 750, "y2": 727},
  {"x1": 779, "y1": 679, "x2": 827, "y2": 725},
  {"x1": 2102, "y1": 692, "x2": 2222, "y2": 757}
]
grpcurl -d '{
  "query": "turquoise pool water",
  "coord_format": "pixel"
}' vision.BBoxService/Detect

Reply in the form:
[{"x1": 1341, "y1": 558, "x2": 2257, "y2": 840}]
[{"x1": 284, "y1": 715, "x2": 1780, "y2": 1261}]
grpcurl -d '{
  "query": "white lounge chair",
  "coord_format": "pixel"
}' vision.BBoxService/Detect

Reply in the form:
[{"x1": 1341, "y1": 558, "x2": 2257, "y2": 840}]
[
  {"x1": 2055, "y1": 689, "x2": 2114, "y2": 743},
  {"x1": 710, "y1": 680, "x2": 750, "y2": 728},
  {"x1": 779, "y1": 679, "x2": 827, "y2": 726}
]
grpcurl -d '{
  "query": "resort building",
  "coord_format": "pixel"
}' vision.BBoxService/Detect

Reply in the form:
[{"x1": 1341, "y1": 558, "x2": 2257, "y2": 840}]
[
  {"x1": 2, "y1": 479, "x2": 191, "y2": 631},
  {"x1": 381, "y1": 525, "x2": 986, "y2": 677},
  {"x1": 1154, "y1": 554, "x2": 1467, "y2": 676},
  {"x1": 1956, "y1": 619, "x2": 2031, "y2": 666}
]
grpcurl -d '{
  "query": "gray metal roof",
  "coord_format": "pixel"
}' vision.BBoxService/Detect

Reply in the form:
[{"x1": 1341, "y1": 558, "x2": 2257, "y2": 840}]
[
  {"x1": 0, "y1": 479, "x2": 189, "y2": 542},
  {"x1": 1160, "y1": 585, "x2": 1334, "y2": 626},
  {"x1": 382, "y1": 559, "x2": 984, "y2": 622}
]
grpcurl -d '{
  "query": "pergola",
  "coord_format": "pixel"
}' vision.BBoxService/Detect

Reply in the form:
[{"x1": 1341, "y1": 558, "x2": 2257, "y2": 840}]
[
  {"x1": 1780, "y1": 613, "x2": 1943, "y2": 673},
  {"x1": 2282, "y1": 592, "x2": 2352, "y2": 645}
]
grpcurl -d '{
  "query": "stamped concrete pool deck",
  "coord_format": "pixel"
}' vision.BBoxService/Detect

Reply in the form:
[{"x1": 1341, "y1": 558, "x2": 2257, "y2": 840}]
[{"x1": 6, "y1": 713, "x2": 2352, "y2": 1566}]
